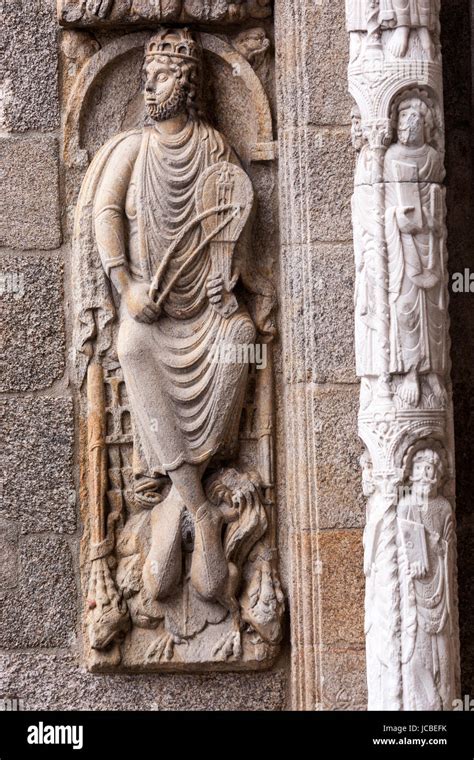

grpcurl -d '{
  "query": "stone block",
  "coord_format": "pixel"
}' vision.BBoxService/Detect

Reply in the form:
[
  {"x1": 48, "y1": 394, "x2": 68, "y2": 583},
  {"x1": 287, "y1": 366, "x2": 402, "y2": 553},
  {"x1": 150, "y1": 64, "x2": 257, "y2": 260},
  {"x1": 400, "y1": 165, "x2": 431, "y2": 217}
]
[
  {"x1": 0, "y1": 397, "x2": 75, "y2": 534},
  {"x1": 283, "y1": 386, "x2": 364, "y2": 529},
  {"x1": 281, "y1": 243, "x2": 357, "y2": 385},
  {"x1": 318, "y1": 529, "x2": 365, "y2": 647},
  {"x1": 320, "y1": 646, "x2": 367, "y2": 710},
  {"x1": 0, "y1": 535, "x2": 76, "y2": 648},
  {"x1": 0, "y1": 253, "x2": 65, "y2": 392},
  {"x1": 0, "y1": 652, "x2": 287, "y2": 710},
  {"x1": 2, "y1": 0, "x2": 59, "y2": 132},
  {"x1": 0, "y1": 136, "x2": 61, "y2": 250},
  {"x1": 276, "y1": 0, "x2": 352, "y2": 127},
  {"x1": 279, "y1": 127, "x2": 355, "y2": 245}
]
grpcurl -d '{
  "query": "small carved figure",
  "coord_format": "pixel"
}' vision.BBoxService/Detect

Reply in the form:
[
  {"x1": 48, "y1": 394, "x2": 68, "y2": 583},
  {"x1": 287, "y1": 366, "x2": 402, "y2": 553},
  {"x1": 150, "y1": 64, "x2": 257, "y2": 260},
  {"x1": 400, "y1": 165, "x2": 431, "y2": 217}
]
[
  {"x1": 397, "y1": 448, "x2": 456, "y2": 710},
  {"x1": 385, "y1": 95, "x2": 447, "y2": 406},
  {"x1": 352, "y1": 107, "x2": 380, "y2": 377}
]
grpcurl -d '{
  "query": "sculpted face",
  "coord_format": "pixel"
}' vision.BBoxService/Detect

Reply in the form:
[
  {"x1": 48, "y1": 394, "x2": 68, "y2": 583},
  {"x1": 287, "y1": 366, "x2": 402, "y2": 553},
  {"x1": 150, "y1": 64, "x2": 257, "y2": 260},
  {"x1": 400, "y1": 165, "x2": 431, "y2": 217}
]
[
  {"x1": 144, "y1": 58, "x2": 188, "y2": 121},
  {"x1": 397, "y1": 105, "x2": 425, "y2": 147},
  {"x1": 410, "y1": 452, "x2": 441, "y2": 499}
]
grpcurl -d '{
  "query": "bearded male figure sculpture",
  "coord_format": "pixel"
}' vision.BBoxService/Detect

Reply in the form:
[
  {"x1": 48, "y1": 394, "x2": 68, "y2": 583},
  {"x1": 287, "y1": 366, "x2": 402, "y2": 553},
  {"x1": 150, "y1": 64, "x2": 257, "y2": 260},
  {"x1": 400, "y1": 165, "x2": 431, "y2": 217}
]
[
  {"x1": 385, "y1": 95, "x2": 447, "y2": 407},
  {"x1": 397, "y1": 448, "x2": 456, "y2": 710},
  {"x1": 74, "y1": 27, "x2": 283, "y2": 668}
]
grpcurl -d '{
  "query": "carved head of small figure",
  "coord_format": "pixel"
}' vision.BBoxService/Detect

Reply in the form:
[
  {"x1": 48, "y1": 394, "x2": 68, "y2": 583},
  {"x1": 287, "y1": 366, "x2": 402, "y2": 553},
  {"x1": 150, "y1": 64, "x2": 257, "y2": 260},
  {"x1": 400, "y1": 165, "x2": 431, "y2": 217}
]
[
  {"x1": 233, "y1": 27, "x2": 270, "y2": 67},
  {"x1": 409, "y1": 448, "x2": 443, "y2": 500},
  {"x1": 350, "y1": 105, "x2": 364, "y2": 152},
  {"x1": 144, "y1": 27, "x2": 201, "y2": 122},
  {"x1": 396, "y1": 97, "x2": 434, "y2": 148}
]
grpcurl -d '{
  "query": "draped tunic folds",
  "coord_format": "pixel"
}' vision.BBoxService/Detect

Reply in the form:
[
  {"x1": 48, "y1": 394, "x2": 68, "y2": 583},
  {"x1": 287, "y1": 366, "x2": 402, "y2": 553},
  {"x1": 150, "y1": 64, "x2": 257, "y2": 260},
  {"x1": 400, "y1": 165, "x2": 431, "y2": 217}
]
[
  {"x1": 93, "y1": 120, "x2": 256, "y2": 475},
  {"x1": 384, "y1": 142, "x2": 446, "y2": 376},
  {"x1": 346, "y1": 0, "x2": 437, "y2": 32}
]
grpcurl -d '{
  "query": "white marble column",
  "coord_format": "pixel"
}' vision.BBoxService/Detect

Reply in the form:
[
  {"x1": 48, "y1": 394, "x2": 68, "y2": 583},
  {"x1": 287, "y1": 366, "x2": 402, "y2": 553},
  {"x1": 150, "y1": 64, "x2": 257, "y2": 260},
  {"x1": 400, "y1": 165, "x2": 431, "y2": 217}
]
[{"x1": 346, "y1": 0, "x2": 460, "y2": 709}]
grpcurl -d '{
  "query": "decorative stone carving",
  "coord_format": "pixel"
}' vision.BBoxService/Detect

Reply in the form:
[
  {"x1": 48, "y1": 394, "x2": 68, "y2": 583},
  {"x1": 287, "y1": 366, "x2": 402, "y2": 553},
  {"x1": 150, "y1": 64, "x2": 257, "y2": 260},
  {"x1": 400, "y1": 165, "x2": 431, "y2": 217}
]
[
  {"x1": 63, "y1": 32, "x2": 276, "y2": 170},
  {"x1": 346, "y1": 0, "x2": 440, "y2": 61},
  {"x1": 232, "y1": 27, "x2": 270, "y2": 70},
  {"x1": 347, "y1": 0, "x2": 460, "y2": 709},
  {"x1": 73, "y1": 26, "x2": 282, "y2": 671},
  {"x1": 59, "y1": 0, "x2": 272, "y2": 26}
]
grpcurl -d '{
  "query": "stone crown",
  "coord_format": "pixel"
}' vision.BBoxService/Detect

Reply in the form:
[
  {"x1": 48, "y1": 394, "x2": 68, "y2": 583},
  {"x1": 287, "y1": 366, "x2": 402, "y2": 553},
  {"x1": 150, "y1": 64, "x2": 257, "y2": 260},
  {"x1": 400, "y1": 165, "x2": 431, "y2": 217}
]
[{"x1": 145, "y1": 29, "x2": 200, "y2": 63}]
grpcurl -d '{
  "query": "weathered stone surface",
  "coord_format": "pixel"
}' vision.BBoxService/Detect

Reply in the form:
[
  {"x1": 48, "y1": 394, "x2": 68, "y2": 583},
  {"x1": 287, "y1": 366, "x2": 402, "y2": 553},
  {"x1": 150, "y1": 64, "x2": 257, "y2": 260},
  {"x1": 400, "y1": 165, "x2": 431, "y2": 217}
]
[
  {"x1": 0, "y1": 535, "x2": 76, "y2": 648},
  {"x1": 275, "y1": 0, "x2": 351, "y2": 127},
  {"x1": 0, "y1": 519, "x2": 19, "y2": 591},
  {"x1": 289, "y1": 530, "x2": 364, "y2": 649},
  {"x1": 58, "y1": 0, "x2": 272, "y2": 26},
  {"x1": 320, "y1": 647, "x2": 367, "y2": 710},
  {"x1": 442, "y1": 0, "x2": 474, "y2": 701},
  {"x1": 0, "y1": 397, "x2": 75, "y2": 534},
  {"x1": 0, "y1": 652, "x2": 287, "y2": 710},
  {"x1": 2, "y1": 0, "x2": 59, "y2": 132},
  {"x1": 284, "y1": 386, "x2": 364, "y2": 530},
  {"x1": 279, "y1": 127, "x2": 354, "y2": 245},
  {"x1": 314, "y1": 386, "x2": 364, "y2": 529},
  {"x1": 318, "y1": 530, "x2": 365, "y2": 647},
  {"x1": 0, "y1": 136, "x2": 61, "y2": 250},
  {"x1": 0, "y1": 253, "x2": 65, "y2": 392},
  {"x1": 281, "y1": 244, "x2": 357, "y2": 385}
]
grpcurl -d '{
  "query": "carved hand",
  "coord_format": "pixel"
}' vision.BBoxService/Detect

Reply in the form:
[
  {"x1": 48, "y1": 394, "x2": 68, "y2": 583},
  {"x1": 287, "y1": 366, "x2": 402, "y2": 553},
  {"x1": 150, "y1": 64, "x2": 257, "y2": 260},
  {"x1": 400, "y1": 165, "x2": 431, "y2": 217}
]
[
  {"x1": 206, "y1": 274, "x2": 225, "y2": 306},
  {"x1": 396, "y1": 206, "x2": 422, "y2": 234},
  {"x1": 123, "y1": 282, "x2": 161, "y2": 324}
]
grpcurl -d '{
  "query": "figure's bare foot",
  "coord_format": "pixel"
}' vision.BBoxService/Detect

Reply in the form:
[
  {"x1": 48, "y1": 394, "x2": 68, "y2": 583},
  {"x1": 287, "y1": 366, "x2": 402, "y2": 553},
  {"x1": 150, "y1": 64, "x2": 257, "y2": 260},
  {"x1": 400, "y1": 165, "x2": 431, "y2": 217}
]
[
  {"x1": 146, "y1": 631, "x2": 177, "y2": 662},
  {"x1": 212, "y1": 630, "x2": 242, "y2": 661},
  {"x1": 398, "y1": 369, "x2": 421, "y2": 407},
  {"x1": 418, "y1": 27, "x2": 435, "y2": 58},
  {"x1": 428, "y1": 373, "x2": 448, "y2": 405},
  {"x1": 388, "y1": 26, "x2": 410, "y2": 57}
]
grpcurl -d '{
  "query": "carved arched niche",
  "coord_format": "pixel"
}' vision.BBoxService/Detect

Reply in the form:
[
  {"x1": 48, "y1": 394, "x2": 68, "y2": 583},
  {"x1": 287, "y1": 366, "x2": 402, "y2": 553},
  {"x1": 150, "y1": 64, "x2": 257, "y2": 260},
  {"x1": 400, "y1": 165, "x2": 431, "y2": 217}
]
[{"x1": 64, "y1": 31, "x2": 275, "y2": 169}]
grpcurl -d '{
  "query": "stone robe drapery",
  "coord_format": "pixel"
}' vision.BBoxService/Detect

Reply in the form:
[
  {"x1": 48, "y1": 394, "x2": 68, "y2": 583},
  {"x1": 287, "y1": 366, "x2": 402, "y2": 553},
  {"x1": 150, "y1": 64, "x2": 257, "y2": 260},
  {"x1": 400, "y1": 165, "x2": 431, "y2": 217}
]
[
  {"x1": 346, "y1": 0, "x2": 437, "y2": 32},
  {"x1": 384, "y1": 142, "x2": 447, "y2": 376},
  {"x1": 397, "y1": 495, "x2": 456, "y2": 710},
  {"x1": 91, "y1": 119, "x2": 255, "y2": 475}
]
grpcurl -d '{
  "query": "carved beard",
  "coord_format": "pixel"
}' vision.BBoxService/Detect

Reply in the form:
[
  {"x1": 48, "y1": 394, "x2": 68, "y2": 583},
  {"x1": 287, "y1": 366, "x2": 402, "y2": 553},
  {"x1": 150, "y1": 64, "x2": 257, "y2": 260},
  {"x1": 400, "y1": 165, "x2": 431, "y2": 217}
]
[{"x1": 146, "y1": 80, "x2": 188, "y2": 122}]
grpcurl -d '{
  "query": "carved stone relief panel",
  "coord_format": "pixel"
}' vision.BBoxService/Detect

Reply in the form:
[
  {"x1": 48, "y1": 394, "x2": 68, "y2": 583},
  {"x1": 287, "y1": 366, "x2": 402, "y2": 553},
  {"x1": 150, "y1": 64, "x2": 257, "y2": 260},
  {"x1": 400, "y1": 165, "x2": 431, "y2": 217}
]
[
  {"x1": 346, "y1": 0, "x2": 460, "y2": 710},
  {"x1": 59, "y1": 0, "x2": 272, "y2": 27},
  {"x1": 69, "y1": 24, "x2": 282, "y2": 672}
]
